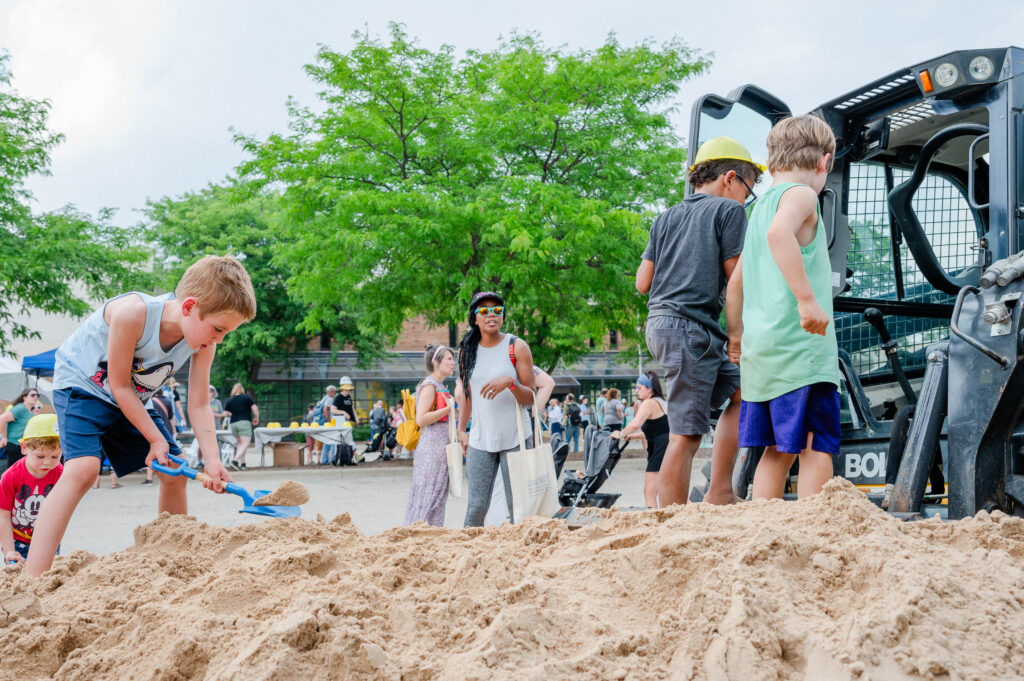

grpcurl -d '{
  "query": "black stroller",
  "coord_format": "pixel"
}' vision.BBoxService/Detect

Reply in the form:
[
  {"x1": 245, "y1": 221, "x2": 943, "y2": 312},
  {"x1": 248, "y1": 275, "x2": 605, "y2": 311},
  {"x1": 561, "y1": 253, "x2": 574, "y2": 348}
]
[
  {"x1": 554, "y1": 424, "x2": 624, "y2": 519},
  {"x1": 364, "y1": 422, "x2": 398, "y2": 461}
]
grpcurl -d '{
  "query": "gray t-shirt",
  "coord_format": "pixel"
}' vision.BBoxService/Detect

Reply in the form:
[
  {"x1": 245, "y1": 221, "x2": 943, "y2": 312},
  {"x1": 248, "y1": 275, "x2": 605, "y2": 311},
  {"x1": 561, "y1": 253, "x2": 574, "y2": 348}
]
[{"x1": 642, "y1": 193, "x2": 747, "y2": 339}]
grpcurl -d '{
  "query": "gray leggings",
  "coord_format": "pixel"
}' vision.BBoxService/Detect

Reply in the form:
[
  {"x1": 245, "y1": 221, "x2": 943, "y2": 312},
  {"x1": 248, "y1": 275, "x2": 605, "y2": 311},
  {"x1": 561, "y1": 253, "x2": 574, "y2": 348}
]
[{"x1": 464, "y1": 440, "x2": 530, "y2": 527}]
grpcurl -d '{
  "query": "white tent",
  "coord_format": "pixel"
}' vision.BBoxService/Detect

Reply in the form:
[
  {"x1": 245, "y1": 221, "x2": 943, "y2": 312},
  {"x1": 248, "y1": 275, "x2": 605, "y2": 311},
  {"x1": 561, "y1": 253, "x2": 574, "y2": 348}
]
[{"x1": 0, "y1": 356, "x2": 53, "y2": 404}]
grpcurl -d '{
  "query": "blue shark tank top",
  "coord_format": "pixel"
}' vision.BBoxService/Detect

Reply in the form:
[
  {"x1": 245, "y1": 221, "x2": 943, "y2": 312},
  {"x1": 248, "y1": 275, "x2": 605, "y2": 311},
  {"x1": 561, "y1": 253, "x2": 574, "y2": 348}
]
[{"x1": 53, "y1": 292, "x2": 195, "y2": 406}]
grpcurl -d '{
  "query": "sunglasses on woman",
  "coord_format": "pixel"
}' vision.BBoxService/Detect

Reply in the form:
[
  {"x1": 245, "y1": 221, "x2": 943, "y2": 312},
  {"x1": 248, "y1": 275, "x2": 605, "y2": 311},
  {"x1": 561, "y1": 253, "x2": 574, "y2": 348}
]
[
  {"x1": 475, "y1": 305, "x2": 505, "y2": 317},
  {"x1": 27, "y1": 393, "x2": 39, "y2": 398}
]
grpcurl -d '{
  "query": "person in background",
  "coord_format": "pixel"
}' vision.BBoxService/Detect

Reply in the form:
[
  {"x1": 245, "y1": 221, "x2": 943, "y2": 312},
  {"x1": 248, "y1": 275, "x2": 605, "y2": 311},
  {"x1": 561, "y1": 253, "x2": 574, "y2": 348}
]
[
  {"x1": 603, "y1": 388, "x2": 624, "y2": 431},
  {"x1": 404, "y1": 343, "x2": 456, "y2": 526},
  {"x1": 596, "y1": 388, "x2": 608, "y2": 428},
  {"x1": 1, "y1": 414, "x2": 63, "y2": 564},
  {"x1": 390, "y1": 404, "x2": 409, "y2": 459},
  {"x1": 313, "y1": 386, "x2": 337, "y2": 464},
  {"x1": 579, "y1": 395, "x2": 591, "y2": 430},
  {"x1": 332, "y1": 377, "x2": 358, "y2": 425},
  {"x1": 165, "y1": 378, "x2": 187, "y2": 429},
  {"x1": 369, "y1": 400, "x2": 387, "y2": 445},
  {"x1": 225, "y1": 383, "x2": 258, "y2": 471},
  {"x1": 207, "y1": 386, "x2": 226, "y2": 424},
  {"x1": 563, "y1": 394, "x2": 582, "y2": 453},
  {"x1": 546, "y1": 398, "x2": 564, "y2": 438},
  {"x1": 330, "y1": 377, "x2": 360, "y2": 461},
  {"x1": 1, "y1": 388, "x2": 39, "y2": 473},
  {"x1": 303, "y1": 402, "x2": 318, "y2": 465},
  {"x1": 611, "y1": 371, "x2": 669, "y2": 508}
]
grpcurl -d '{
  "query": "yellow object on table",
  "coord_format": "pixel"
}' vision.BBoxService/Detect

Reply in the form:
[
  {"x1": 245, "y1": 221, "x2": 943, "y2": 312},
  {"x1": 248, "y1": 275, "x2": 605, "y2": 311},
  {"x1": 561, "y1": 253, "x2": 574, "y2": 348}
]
[
  {"x1": 300, "y1": 422, "x2": 309, "y2": 428},
  {"x1": 268, "y1": 422, "x2": 282, "y2": 428},
  {"x1": 289, "y1": 422, "x2": 300, "y2": 428}
]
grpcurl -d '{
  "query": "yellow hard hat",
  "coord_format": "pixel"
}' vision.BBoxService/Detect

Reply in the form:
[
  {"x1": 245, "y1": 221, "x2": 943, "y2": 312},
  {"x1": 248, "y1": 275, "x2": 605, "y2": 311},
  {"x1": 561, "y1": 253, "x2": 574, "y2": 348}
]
[
  {"x1": 690, "y1": 136, "x2": 766, "y2": 172},
  {"x1": 20, "y1": 413, "x2": 59, "y2": 442}
]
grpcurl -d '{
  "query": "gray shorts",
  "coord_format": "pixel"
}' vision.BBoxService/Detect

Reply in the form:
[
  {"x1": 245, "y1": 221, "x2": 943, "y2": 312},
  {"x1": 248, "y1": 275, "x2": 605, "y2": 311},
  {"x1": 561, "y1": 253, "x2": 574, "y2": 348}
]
[{"x1": 645, "y1": 315, "x2": 740, "y2": 436}]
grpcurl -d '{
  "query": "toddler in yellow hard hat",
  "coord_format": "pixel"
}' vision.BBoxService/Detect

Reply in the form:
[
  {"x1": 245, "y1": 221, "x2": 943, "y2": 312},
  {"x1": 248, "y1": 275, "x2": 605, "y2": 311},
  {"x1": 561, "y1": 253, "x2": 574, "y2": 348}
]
[{"x1": 0, "y1": 414, "x2": 63, "y2": 564}]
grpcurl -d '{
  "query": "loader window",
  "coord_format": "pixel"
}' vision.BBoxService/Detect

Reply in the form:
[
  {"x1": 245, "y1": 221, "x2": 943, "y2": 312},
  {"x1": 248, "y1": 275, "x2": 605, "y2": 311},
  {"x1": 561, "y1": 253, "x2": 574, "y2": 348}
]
[
  {"x1": 841, "y1": 161, "x2": 980, "y2": 377},
  {"x1": 696, "y1": 102, "x2": 773, "y2": 194}
]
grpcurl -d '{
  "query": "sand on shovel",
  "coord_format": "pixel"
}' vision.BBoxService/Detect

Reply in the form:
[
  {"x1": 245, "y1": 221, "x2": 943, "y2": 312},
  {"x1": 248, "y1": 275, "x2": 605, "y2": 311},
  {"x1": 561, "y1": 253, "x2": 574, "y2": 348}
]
[{"x1": 252, "y1": 480, "x2": 310, "y2": 506}]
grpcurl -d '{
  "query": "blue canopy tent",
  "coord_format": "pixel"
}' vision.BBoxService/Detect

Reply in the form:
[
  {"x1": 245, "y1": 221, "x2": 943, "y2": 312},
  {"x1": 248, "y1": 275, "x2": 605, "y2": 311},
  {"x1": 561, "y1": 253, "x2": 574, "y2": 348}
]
[{"x1": 21, "y1": 348, "x2": 57, "y2": 380}]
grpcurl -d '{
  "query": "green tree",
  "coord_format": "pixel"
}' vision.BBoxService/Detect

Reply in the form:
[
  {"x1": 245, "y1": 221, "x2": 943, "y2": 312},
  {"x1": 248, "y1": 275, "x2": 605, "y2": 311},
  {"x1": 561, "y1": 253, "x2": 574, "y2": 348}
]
[
  {"x1": 143, "y1": 182, "x2": 369, "y2": 389},
  {"x1": 237, "y1": 25, "x2": 708, "y2": 371},
  {"x1": 0, "y1": 53, "x2": 151, "y2": 354}
]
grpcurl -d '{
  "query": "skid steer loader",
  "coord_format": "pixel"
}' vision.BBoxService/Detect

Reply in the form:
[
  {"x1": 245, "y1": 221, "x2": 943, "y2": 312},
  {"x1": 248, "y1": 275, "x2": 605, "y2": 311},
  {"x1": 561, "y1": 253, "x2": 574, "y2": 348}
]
[{"x1": 688, "y1": 47, "x2": 1024, "y2": 520}]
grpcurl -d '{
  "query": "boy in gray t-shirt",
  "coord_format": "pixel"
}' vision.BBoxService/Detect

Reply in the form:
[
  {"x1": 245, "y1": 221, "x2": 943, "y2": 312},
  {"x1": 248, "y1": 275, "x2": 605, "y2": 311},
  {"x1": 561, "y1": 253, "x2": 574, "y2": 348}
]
[{"x1": 636, "y1": 136, "x2": 763, "y2": 507}]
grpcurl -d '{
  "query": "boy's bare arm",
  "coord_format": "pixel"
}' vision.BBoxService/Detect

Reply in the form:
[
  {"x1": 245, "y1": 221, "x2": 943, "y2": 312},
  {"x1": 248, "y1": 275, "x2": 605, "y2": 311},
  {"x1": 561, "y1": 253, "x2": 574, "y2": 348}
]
[
  {"x1": 765, "y1": 186, "x2": 830, "y2": 336},
  {"x1": 1, "y1": 509, "x2": 22, "y2": 563},
  {"x1": 725, "y1": 255, "x2": 744, "y2": 364},
  {"x1": 105, "y1": 299, "x2": 170, "y2": 463},
  {"x1": 635, "y1": 259, "x2": 654, "y2": 294},
  {"x1": 188, "y1": 345, "x2": 231, "y2": 491}
]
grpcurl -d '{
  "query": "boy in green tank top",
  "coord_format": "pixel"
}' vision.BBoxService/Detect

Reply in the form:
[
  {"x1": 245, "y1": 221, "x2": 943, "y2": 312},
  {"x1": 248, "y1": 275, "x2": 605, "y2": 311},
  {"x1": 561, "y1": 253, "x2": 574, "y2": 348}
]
[{"x1": 725, "y1": 115, "x2": 841, "y2": 500}]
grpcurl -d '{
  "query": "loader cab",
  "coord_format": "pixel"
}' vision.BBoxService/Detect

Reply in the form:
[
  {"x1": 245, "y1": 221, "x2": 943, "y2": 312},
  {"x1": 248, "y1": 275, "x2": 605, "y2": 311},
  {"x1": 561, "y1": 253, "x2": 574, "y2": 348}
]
[{"x1": 690, "y1": 48, "x2": 1021, "y2": 492}]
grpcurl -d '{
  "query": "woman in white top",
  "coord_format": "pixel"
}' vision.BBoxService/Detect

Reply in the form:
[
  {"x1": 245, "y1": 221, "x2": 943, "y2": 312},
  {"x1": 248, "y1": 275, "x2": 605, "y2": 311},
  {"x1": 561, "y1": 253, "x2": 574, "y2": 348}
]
[{"x1": 456, "y1": 291, "x2": 537, "y2": 526}]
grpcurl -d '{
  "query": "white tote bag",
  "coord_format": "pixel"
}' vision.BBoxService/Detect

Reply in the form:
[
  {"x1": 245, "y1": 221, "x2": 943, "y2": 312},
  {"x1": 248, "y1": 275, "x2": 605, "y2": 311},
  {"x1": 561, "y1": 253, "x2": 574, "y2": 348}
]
[
  {"x1": 446, "y1": 404, "x2": 466, "y2": 498},
  {"x1": 506, "y1": 395, "x2": 560, "y2": 522}
]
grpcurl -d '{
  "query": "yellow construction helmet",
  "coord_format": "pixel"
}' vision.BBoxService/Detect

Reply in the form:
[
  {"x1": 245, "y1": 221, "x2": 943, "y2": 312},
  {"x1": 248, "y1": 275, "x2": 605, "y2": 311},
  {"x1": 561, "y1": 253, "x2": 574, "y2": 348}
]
[
  {"x1": 20, "y1": 413, "x2": 59, "y2": 442},
  {"x1": 690, "y1": 136, "x2": 767, "y2": 172}
]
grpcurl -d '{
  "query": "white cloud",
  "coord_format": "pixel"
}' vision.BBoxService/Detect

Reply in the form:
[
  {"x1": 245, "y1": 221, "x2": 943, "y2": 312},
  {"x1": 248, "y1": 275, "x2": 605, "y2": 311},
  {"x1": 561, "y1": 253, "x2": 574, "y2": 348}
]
[{"x1": 1, "y1": 0, "x2": 1022, "y2": 217}]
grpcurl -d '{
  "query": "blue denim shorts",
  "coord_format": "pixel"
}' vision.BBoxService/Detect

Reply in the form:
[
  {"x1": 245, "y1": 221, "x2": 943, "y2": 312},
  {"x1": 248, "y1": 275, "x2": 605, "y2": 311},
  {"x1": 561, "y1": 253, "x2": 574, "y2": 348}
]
[
  {"x1": 738, "y1": 382, "x2": 841, "y2": 455},
  {"x1": 54, "y1": 387, "x2": 181, "y2": 477}
]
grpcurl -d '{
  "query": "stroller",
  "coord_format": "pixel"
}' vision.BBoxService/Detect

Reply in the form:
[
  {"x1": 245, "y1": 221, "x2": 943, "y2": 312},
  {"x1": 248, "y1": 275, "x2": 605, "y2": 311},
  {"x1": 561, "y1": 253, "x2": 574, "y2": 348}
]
[
  {"x1": 554, "y1": 424, "x2": 624, "y2": 519},
  {"x1": 364, "y1": 423, "x2": 398, "y2": 462}
]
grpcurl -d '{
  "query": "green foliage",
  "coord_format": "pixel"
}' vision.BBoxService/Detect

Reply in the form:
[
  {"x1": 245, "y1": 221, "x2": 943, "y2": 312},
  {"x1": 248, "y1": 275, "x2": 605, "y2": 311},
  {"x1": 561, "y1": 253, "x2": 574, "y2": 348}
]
[
  {"x1": 142, "y1": 182, "x2": 368, "y2": 388},
  {"x1": 0, "y1": 53, "x2": 152, "y2": 354},
  {"x1": 237, "y1": 25, "x2": 708, "y2": 371}
]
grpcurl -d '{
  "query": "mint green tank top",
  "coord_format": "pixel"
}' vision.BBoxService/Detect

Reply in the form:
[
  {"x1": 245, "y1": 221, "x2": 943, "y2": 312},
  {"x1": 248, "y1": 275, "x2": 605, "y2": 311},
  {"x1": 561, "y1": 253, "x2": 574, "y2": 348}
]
[{"x1": 739, "y1": 182, "x2": 840, "y2": 401}]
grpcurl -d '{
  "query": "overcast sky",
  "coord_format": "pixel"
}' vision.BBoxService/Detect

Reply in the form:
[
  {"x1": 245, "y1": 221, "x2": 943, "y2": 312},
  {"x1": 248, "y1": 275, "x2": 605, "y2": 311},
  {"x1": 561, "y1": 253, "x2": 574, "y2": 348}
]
[{"x1": 2, "y1": 0, "x2": 1021, "y2": 221}]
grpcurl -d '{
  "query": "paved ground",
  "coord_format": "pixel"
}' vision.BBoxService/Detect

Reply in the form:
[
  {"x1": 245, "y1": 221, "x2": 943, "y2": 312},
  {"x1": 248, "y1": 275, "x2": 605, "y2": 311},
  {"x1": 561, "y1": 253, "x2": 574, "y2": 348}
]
[{"x1": 61, "y1": 446, "x2": 711, "y2": 556}]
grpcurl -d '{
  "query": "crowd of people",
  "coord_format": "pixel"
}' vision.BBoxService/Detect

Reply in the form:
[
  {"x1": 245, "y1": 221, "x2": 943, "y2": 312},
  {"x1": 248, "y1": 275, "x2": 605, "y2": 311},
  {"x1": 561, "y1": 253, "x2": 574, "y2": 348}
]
[{"x1": 2, "y1": 113, "x2": 841, "y2": 575}]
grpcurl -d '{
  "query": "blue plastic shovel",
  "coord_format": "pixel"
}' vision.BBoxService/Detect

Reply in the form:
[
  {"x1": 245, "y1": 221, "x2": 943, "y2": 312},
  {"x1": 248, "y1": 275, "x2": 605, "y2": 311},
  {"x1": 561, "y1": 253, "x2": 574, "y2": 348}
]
[{"x1": 151, "y1": 453, "x2": 301, "y2": 519}]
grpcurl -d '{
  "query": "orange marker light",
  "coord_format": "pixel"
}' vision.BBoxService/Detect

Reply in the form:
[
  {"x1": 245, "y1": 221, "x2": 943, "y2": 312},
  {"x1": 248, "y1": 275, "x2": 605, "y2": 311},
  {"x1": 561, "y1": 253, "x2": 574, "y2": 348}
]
[{"x1": 920, "y1": 69, "x2": 934, "y2": 93}]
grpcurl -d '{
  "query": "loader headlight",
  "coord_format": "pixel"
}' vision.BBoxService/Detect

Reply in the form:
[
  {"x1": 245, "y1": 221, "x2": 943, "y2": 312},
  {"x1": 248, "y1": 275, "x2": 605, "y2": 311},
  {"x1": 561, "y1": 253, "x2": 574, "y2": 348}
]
[
  {"x1": 934, "y1": 62, "x2": 960, "y2": 87},
  {"x1": 968, "y1": 55, "x2": 995, "y2": 81}
]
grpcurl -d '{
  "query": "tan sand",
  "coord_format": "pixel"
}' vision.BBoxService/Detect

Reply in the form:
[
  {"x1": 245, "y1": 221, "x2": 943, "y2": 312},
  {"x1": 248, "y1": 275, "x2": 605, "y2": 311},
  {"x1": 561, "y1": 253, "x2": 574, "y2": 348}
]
[
  {"x1": 1, "y1": 478, "x2": 1023, "y2": 680},
  {"x1": 253, "y1": 481, "x2": 310, "y2": 507}
]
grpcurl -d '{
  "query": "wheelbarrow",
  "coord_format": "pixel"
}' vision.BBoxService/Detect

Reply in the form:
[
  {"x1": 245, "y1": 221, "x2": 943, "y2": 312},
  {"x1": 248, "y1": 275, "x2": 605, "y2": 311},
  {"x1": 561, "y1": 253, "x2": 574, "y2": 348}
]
[{"x1": 151, "y1": 453, "x2": 302, "y2": 519}]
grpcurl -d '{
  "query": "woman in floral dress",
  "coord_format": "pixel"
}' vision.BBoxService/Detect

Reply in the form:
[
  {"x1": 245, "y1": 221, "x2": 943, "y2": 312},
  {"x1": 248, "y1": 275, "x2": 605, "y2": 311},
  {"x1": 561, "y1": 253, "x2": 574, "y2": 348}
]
[{"x1": 403, "y1": 343, "x2": 456, "y2": 526}]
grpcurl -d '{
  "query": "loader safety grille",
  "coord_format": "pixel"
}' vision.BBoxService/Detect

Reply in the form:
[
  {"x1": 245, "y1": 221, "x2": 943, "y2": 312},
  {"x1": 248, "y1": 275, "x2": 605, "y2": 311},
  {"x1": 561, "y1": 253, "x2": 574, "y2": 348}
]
[{"x1": 841, "y1": 162, "x2": 980, "y2": 376}]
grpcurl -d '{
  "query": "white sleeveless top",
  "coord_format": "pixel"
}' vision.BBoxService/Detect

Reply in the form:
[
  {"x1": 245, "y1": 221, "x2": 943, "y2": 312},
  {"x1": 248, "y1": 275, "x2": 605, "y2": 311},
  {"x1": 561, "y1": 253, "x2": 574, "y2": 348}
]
[
  {"x1": 468, "y1": 333, "x2": 528, "y2": 452},
  {"x1": 53, "y1": 292, "x2": 195, "y2": 407}
]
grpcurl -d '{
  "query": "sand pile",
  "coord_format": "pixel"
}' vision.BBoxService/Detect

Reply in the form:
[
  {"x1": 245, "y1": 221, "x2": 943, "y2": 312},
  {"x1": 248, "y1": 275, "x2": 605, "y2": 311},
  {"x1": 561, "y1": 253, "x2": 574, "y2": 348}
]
[
  {"x1": 253, "y1": 480, "x2": 310, "y2": 507},
  {"x1": 1, "y1": 478, "x2": 1023, "y2": 681}
]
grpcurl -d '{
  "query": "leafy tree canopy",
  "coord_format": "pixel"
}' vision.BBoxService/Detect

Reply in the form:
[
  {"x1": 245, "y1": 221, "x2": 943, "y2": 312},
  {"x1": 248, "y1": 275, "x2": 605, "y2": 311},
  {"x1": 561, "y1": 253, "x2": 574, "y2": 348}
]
[
  {"x1": 0, "y1": 52, "x2": 151, "y2": 354},
  {"x1": 143, "y1": 182, "x2": 370, "y2": 390},
  {"x1": 238, "y1": 25, "x2": 709, "y2": 371}
]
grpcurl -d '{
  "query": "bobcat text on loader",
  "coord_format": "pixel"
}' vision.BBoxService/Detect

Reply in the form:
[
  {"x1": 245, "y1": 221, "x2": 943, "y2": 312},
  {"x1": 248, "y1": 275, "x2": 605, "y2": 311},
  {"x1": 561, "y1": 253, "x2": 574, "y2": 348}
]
[{"x1": 688, "y1": 48, "x2": 1024, "y2": 520}]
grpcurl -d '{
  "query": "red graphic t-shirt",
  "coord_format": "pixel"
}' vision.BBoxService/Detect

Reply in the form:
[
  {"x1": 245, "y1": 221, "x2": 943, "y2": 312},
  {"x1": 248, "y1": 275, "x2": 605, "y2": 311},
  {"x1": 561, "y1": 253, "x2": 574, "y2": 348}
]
[{"x1": 0, "y1": 458, "x2": 63, "y2": 543}]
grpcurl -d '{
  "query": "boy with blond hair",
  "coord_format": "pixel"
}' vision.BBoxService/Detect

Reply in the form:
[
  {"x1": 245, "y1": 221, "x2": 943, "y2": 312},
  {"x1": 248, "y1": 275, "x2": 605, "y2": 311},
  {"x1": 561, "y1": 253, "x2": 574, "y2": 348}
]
[
  {"x1": 1, "y1": 414, "x2": 63, "y2": 563},
  {"x1": 25, "y1": 256, "x2": 257, "y2": 576},
  {"x1": 726, "y1": 115, "x2": 840, "y2": 499}
]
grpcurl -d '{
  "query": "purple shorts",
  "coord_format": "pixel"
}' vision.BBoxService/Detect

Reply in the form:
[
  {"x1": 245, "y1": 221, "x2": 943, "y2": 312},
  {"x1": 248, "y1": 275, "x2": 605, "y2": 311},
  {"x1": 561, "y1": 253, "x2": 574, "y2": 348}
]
[{"x1": 738, "y1": 382, "x2": 841, "y2": 455}]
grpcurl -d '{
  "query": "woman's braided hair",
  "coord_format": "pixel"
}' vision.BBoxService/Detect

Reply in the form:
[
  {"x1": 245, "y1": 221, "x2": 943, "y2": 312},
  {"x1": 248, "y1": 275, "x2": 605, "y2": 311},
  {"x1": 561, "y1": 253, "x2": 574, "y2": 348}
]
[{"x1": 457, "y1": 307, "x2": 482, "y2": 393}]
